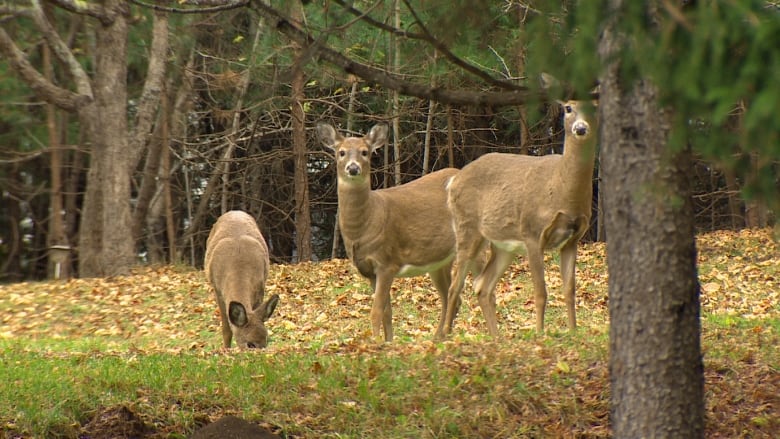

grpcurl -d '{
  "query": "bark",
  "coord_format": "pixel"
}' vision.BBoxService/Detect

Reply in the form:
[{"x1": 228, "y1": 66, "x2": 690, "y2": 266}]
[
  {"x1": 43, "y1": 41, "x2": 72, "y2": 279},
  {"x1": 78, "y1": 0, "x2": 135, "y2": 277},
  {"x1": 599, "y1": 4, "x2": 704, "y2": 437},
  {"x1": 290, "y1": 0, "x2": 312, "y2": 262},
  {"x1": 2, "y1": 0, "x2": 137, "y2": 277}
]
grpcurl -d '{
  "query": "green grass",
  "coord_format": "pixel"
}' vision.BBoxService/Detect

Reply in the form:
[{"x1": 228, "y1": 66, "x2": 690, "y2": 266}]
[{"x1": 0, "y1": 229, "x2": 778, "y2": 438}]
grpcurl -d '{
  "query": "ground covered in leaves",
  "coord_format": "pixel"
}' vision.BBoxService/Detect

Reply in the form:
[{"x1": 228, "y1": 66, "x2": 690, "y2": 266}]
[{"x1": 1, "y1": 229, "x2": 778, "y2": 438}]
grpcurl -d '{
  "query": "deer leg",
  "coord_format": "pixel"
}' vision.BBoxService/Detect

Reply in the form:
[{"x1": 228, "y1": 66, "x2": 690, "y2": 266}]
[
  {"x1": 429, "y1": 265, "x2": 452, "y2": 340},
  {"x1": 216, "y1": 296, "x2": 232, "y2": 348},
  {"x1": 526, "y1": 244, "x2": 548, "y2": 333},
  {"x1": 474, "y1": 246, "x2": 515, "y2": 337},
  {"x1": 444, "y1": 236, "x2": 485, "y2": 337},
  {"x1": 371, "y1": 272, "x2": 395, "y2": 342},
  {"x1": 560, "y1": 240, "x2": 578, "y2": 331}
]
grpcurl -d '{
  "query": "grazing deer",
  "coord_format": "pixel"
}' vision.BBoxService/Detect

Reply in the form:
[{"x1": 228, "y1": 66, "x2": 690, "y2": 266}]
[
  {"x1": 317, "y1": 122, "x2": 459, "y2": 342},
  {"x1": 204, "y1": 210, "x2": 280, "y2": 348},
  {"x1": 443, "y1": 97, "x2": 599, "y2": 336}
]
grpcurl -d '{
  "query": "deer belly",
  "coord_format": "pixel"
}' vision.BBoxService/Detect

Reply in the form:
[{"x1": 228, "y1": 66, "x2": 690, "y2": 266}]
[
  {"x1": 492, "y1": 239, "x2": 527, "y2": 254},
  {"x1": 397, "y1": 255, "x2": 453, "y2": 277}
]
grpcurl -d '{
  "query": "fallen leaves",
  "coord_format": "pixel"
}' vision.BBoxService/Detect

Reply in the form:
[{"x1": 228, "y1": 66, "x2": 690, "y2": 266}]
[{"x1": 0, "y1": 229, "x2": 777, "y2": 438}]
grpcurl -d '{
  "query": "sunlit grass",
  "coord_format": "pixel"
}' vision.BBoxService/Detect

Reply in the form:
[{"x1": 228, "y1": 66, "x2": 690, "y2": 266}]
[{"x1": 0, "y1": 229, "x2": 777, "y2": 437}]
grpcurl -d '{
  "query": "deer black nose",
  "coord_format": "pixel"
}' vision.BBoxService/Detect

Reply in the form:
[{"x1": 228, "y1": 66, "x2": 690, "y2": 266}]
[
  {"x1": 573, "y1": 121, "x2": 589, "y2": 137},
  {"x1": 346, "y1": 163, "x2": 361, "y2": 176}
]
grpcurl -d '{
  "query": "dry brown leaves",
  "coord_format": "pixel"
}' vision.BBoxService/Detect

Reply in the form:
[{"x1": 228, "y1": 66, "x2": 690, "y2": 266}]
[
  {"x1": 0, "y1": 229, "x2": 776, "y2": 349},
  {"x1": 0, "y1": 228, "x2": 777, "y2": 437}
]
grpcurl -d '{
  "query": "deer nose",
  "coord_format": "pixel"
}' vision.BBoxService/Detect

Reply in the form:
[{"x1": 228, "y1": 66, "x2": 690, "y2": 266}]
[
  {"x1": 346, "y1": 163, "x2": 361, "y2": 176},
  {"x1": 573, "y1": 121, "x2": 589, "y2": 137}
]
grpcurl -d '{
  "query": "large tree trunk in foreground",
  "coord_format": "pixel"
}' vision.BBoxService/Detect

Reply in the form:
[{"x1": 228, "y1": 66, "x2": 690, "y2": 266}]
[{"x1": 599, "y1": 5, "x2": 704, "y2": 436}]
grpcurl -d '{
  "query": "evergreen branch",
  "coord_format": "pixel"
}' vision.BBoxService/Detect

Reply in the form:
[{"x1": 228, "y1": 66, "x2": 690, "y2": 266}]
[
  {"x1": 329, "y1": 0, "x2": 525, "y2": 91},
  {"x1": 250, "y1": 0, "x2": 541, "y2": 108}
]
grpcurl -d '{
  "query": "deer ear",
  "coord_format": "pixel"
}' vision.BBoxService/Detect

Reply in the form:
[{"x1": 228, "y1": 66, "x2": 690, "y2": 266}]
[
  {"x1": 228, "y1": 301, "x2": 249, "y2": 327},
  {"x1": 262, "y1": 294, "x2": 280, "y2": 321},
  {"x1": 316, "y1": 123, "x2": 342, "y2": 151},
  {"x1": 540, "y1": 72, "x2": 560, "y2": 90},
  {"x1": 365, "y1": 124, "x2": 388, "y2": 152}
]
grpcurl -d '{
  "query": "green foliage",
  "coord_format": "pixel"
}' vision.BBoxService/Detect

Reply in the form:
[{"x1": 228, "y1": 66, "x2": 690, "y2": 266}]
[{"x1": 525, "y1": 1, "x2": 779, "y2": 206}]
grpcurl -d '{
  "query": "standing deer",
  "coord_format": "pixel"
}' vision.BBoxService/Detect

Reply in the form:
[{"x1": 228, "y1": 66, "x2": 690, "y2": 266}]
[
  {"x1": 205, "y1": 210, "x2": 280, "y2": 348},
  {"x1": 443, "y1": 97, "x2": 598, "y2": 336},
  {"x1": 317, "y1": 122, "x2": 459, "y2": 342}
]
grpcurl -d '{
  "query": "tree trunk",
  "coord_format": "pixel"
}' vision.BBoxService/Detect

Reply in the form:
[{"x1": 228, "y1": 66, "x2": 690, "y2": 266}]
[
  {"x1": 599, "y1": 5, "x2": 704, "y2": 436},
  {"x1": 43, "y1": 42, "x2": 72, "y2": 279},
  {"x1": 78, "y1": 2, "x2": 135, "y2": 277},
  {"x1": 290, "y1": 0, "x2": 312, "y2": 262}
]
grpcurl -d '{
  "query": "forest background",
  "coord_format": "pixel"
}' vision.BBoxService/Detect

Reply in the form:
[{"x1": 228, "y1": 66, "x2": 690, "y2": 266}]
[
  {"x1": 1, "y1": 0, "x2": 777, "y2": 282},
  {"x1": 2, "y1": 1, "x2": 779, "y2": 437}
]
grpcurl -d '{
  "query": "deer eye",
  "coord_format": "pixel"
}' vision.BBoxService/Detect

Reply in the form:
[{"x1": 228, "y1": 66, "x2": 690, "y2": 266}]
[
  {"x1": 564, "y1": 105, "x2": 573, "y2": 113},
  {"x1": 361, "y1": 149, "x2": 369, "y2": 157},
  {"x1": 338, "y1": 150, "x2": 346, "y2": 158}
]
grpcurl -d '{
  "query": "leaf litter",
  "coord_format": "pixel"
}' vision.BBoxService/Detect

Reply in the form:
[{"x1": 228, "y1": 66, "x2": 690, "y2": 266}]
[{"x1": 0, "y1": 228, "x2": 778, "y2": 437}]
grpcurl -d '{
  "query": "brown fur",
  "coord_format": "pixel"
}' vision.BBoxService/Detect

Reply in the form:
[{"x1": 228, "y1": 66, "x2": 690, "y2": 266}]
[
  {"x1": 317, "y1": 122, "x2": 459, "y2": 342},
  {"x1": 204, "y1": 210, "x2": 279, "y2": 348},
  {"x1": 444, "y1": 99, "x2": 599, "y2": 336}
]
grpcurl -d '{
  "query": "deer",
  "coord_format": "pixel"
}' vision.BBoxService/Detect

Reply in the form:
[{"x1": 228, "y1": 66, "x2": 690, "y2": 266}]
[
  {"x1": 443, "y1": 91, "x2": 599, "y2": 337},
  {"x1": 204, "y1": 210, "x2": 280, "y2": 349},
  {"x1": 316, "y1": 122, "x2": 460, "y2": 342}
]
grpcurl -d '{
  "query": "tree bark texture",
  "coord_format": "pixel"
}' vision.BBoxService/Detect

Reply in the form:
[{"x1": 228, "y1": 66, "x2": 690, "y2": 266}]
[
  {"x1": 599, "y1": 8, "x2": 704, "y2": 437},
  {"x1": 290, "y1": 0, "x2": 312, "y2": 262},
  {"x1": 78, "y1": 1, "x2": 135, "y2": 277}
]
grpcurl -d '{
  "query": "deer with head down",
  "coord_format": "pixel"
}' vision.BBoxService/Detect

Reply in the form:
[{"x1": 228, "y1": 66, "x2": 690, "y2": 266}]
[
  {"x1": 317, "y1": 122, "x2": 460, "y2": 342},
  {"x1": 204, "y1": 210, "x2": 280, "y2": 348},
  {"x1": 443, "y1": 86, "x2": 599, "y2": 337}
]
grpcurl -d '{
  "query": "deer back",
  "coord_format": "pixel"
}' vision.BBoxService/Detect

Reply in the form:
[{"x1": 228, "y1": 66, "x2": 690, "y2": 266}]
[
  {"x1": 447, "y1": 100, "x2": 598, "y2": 246},
  {"x1": 204, "y1": 210, "x2": 278, "y2": 348}
]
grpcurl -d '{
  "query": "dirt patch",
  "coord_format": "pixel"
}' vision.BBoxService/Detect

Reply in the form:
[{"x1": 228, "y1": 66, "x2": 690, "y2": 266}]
[
  {"x1": 77, "y1": 406, "x2": 283, "y2": 439},
  {"x1": 190, "y1": 416, "x2": 282, "y2": 439},
  {"x1": 80, "y1": 405, "x2": 154, "y2": 439}
]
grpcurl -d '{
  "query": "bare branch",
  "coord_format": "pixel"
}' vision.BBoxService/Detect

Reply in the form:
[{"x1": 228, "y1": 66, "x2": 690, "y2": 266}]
[
  {"x1": 0, "y1": 4, "x2": 31, "y2": 19},
  {"x1": 128, "y1": 0, "x2": 249, "y2": 14},
  {"x1": 129, "y1": 11, "x2": 169, "y2": 169},
  {"x1": 0, "y1": 27, "x2": 91, "y2": 111},
  {"x1": 250, "y1": 0, "x2": 542, "y2": 107},
  {"x1": 44, "y1": 0, "x2": 110, "y2": 24},
  {"x1": 30, "y1": 0, "x2": 93, "y2": 98}
]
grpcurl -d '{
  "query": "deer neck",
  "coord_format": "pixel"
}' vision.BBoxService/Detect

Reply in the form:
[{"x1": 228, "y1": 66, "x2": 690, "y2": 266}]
[
  {"x1": 558, "y1": 138, "x2": 597, "y2": 204},
  {"x1": 337, "y1": 180, "x2": 379, "y2": 242}
]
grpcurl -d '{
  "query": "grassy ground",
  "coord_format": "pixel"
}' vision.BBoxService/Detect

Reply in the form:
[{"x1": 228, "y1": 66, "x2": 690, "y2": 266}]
[{"x1": 0, "y1": 229, "x2": 777, "y2": 438}]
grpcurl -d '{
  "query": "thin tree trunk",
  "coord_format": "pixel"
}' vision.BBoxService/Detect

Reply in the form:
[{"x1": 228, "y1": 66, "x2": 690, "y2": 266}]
[
  {"x1": 161, "y1": 90, "x2": 176, "y2": 263},
  {"x1": 331, "y1": 77, "x2": 360, "y2": 259},
  {"x1": 600, "y1": 3, "x2": 704, "y2": 436},
  {"x1": 446, "y1": 104, "x2": 454, "y2": 167},
  {"x1": 289, "y1": 0, "x2": 312, "y2": 262},
  {"x1": 422, "y1": 52, "x2": 437, "y2": 175},
  {"x1": 391, "y1": 0, "x2": 402, "y2": 186},
  {"x1": 723, "y1": 166, "x2": 742, "y2": 229},
  {"x1": 130, "y1": 11, "x2": 169, "y2": 246},
  {"x1": 43, "y1": 42, "x2": 71, "y2": 279},
  {"x1": 596, "y1": 160, "x2": 606, "y2": 242}
]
